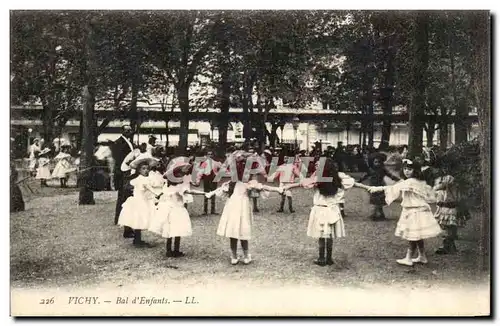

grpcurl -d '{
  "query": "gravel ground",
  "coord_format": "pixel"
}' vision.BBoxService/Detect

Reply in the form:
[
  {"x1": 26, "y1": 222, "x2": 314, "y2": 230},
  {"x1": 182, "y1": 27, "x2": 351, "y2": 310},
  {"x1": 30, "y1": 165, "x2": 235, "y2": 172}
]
[{"x1": 11, "y1": 174, "x2": 489, "y2": 292}]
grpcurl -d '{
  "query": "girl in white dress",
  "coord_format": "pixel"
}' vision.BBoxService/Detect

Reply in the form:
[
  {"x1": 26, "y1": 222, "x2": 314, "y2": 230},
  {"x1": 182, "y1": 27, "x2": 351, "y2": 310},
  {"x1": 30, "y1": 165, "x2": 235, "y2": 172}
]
[
  {"x1": 206, "y1": 159, "x2": 283, "y2": 265},
  {"x1": 365, "y1": 158, "x2": 441, "y2": 266},
  {"x1": 118, "y1": 157, "x2": 161, "y2": 248},
  {"x1": 35, "y1": 148, "x2": 52, "y2": 186},
  {"x1": 149, "y1": 158, "x2": 206, "y2": 257},
  {"x1": 51, "y1": 146, "x2": 76, "y2": 188},
  {"x1": 285, "y1": 158, "x2": 363, "y2": 266}
]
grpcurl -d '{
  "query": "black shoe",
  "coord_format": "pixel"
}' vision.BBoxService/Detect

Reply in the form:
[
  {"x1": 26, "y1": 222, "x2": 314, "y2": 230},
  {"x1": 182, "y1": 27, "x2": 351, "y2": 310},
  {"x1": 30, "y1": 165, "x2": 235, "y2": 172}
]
[
  {"x1": 173, "y1": 251, "x2": 185, "y2": 257},
  {"x1": 277, "y1": 209, "x2": 284, "y2": 213},
  {"x1": 133, "y1": 240, "x2": 154, "y2": 248},
  {"x1": 371, "y1": 216, "x2": 387, "y2": 221},
  {"x1": 166, "y1": 250, "x2": 175, "y2": 257},
  {"x1": 289, "y1": 209, "x2": 295, "y2": 213},
  {"x1": 123, "y1": 231, "x2": 135, "y2": 238},
  {"x1": 203, "y1": 211, "x2": 208, "y2": 215},
  {"x1": 210, "y1": 211, "x2": 217, "y2": 215},
  {"x1": 314, "y1": 259, "x2": 326, "y2": 266},
  {"x1": 326, "y1": 259, "x2": 334, "y2": 265}
]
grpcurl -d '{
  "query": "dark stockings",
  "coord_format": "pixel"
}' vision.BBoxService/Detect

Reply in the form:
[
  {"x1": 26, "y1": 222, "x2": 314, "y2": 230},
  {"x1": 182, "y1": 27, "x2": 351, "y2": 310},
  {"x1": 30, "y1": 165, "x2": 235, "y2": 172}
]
[
  {"x1": 437, "y1": 226, "x2": 458, "y2": 254},
  {"x1": 315, "y1": 238, "x2": 333, "y2": 266},
  {"x1": 166, "y1": 237, "x2": 182, "y2": 256},
  {"x1": 252, "y1": 198, "x2": 259, "y2": 212},
  {"x1": 133, "y1": 230, "x2": 142, "y2": 244},
  {"x1": 230, "y1": 238, "x2": 249, "y2": 259},
  {"x1": 278, "y1": 196, "x2": 294, "y2": 213}
]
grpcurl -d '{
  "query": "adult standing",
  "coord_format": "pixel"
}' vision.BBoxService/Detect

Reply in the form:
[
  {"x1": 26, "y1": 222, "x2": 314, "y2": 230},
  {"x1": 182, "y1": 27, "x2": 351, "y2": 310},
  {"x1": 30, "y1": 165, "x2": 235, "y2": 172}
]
[
  {"x1": 111, "y1": 125, "x2": 135, "y2": 238},
  {"x1": 146, "y1": 135, "x2": 157, "y2": 155},
  {"x1": 28, "y1": 138, "x2": 41, "y2": 176}
]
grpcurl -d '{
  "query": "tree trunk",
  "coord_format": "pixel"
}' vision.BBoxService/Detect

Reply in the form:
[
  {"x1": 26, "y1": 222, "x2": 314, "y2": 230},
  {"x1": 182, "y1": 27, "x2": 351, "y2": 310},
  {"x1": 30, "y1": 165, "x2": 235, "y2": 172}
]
[
  {"x1": 78, "y1": 18, "x2": 98, "y2": 205},
  {"x1": 439, "y1": 120, "x2": 449, "y2": 151},
  {"x1": 380, "y1": 42, "x2": 395, "y2": 150},
  {"x1": 217, "y1": 39, "x2": 231, "y2": 156},
  {"x1": 242, "y1": 74, "x2": 255, "y2": 142},
  {"x1": 164, "y1": 119, "x2": 170, "y2": 147},
  {"x1": 455, "y1": 99, "x2": 469, "y2": 144},
  {"x1": 77, "y1": 112, "x2": 83, "y2": 150},
  {"x1": 449, "y1": 19, "x2": 468, "y2": 145},
  {"x1": 79, "y1": 85, "x2": 96, "y2": 205},
  {"x1": 41, "y1": 101, "x2": 54, "y2": 146},
  {"x1": 408, "y1": 12, "x2": 429, "y2": 158},
  {"x1": 470, "y1": 11, "x2": 490, "y2": 271},
  {"x1": 177, "y1": 85, "x2": 190, "y2": 152},
  {"x1": 269, "y1": 123, "x2": 279, "y2": 147},
  {"x1": 425, "y1": 117, "x2": 436, "y2": 147},
  {"x1": 129, "y1": 81, "x2": 139, "y2": 134}
]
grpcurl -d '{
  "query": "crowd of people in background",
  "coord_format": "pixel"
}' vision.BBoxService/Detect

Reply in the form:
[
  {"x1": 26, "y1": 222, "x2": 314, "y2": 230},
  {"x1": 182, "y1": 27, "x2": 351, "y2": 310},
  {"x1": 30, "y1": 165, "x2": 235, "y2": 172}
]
[{"x1": 10, "y1": 124, "x2": 468, "y2": 268}]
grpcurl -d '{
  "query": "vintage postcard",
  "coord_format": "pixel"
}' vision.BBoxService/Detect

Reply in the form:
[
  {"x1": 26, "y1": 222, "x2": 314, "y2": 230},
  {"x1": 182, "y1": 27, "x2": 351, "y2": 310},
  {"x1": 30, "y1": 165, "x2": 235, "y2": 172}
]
[{"x1": 9, "y1": 9, "x2": 491, "y2": 316}]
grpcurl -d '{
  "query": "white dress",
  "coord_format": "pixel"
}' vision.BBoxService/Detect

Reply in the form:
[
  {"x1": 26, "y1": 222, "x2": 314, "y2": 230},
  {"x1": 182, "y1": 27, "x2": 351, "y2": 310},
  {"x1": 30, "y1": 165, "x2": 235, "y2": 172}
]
[
  {"x1": 51, "y1": 153, "x2": 76, "y2": 178},
  {"x1": 215, "y1": 181, "x2": 254, "y2": 240},
  {"x1": 118, "y1": 175, "x2": 155, "y2": 230},
  {"x1": 306, "y1": 175, "x2": 354, "y2": 239},
  {"x1": 35, "y1": 157, "x2": 51, "y2": 179},
  {"x1": 384, "y1": 178, "x2": 442, "y2": 241},
  {"x1": 149, "y1": 183, "x2": 193, "y2": 238},
  {"x1": 149, "y1": 170, "x2": 166, "y2": 202},
  {"x1": 28, "y1": 144, "x2": 40, "y2": 171}
]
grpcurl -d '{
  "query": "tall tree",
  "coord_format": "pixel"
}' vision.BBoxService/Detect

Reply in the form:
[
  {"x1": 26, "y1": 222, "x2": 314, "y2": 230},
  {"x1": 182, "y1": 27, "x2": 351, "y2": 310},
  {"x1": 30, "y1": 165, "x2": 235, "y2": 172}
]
[
  {"x1": 145, "y1": 11, "x2": 216, "y2": 152},
  {"x1": 469, "y1": 11, "x2": 490, "y2": 271},
  {"x1": 408, "y1": 12, "x2": 429, "y2": 158},
  {"x1": 78, "y1": 15, "x2": 99, "y2": 205},
  {"x1": 11, "y1": 11, "x2": 83, "y2": 145}
]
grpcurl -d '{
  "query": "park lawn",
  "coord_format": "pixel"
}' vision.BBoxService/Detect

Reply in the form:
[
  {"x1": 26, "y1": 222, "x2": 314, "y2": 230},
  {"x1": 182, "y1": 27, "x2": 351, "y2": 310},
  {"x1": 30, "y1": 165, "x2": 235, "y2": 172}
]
[{"x1": 10, "y1": 176, "x2": 488, "y2": 291}]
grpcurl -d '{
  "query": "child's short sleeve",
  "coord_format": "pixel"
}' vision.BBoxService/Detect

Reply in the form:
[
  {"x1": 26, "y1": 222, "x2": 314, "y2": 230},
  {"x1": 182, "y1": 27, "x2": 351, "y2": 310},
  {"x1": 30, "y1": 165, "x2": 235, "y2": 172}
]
[
  {"x1": 339, "y1": 172, "x2": 355, "y2": 189},
  {"x1": 130, "y1": 175, "x2": 147, "y2": 188}
]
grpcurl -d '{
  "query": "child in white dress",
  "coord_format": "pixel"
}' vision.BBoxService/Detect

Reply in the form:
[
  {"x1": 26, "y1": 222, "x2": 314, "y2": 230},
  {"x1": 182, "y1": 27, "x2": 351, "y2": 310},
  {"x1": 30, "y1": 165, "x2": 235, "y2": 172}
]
[
  {"x1": 285, "y1": 158, "x2": 362, "y2": 266},
  {"x1": 206, "y1": 159, "x2": 283, "y2": 265},
  {"x1": 149, "y1": 158, "x2": 206, "y2": 257},
  {"x1": 51, "y1": 146, "x2": 76, "y2": 188},
  {"x1": 118, "y1": 157, "x2": 161, "y2": 248},
  {"x1": 365, "y1": 158, "x2": 441, "y2": 266},
  {"x1": 35, "y1": 148, "x2": 51, "y2": 187}
]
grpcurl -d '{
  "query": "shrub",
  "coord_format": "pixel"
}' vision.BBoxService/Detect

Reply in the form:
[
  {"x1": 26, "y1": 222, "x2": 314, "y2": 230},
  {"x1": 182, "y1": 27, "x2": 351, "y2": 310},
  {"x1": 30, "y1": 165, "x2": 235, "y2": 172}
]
[{"x1": 439, "y1": 140, "x2": 482, "y2": 209}]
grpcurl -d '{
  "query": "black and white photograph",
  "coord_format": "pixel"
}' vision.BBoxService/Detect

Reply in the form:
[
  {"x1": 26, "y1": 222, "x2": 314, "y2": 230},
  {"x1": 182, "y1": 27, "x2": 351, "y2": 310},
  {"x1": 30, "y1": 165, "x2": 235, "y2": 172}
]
[{"x1": 8, "y1": 8, "x2": 491, "y2": 316}]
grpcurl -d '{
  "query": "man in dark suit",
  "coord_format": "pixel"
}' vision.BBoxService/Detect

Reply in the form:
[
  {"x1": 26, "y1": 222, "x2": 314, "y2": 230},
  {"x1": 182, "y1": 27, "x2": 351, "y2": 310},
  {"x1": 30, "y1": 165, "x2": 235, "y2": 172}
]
[{"x1": 112, "y1": 125, "x2": 135, "y2": 238}]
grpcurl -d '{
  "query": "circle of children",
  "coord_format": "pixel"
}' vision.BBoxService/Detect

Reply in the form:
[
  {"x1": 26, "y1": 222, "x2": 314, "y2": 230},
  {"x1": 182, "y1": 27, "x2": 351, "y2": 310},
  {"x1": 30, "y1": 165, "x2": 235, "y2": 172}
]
[{"x1": 112, "y1": 142, "x2": 466, "y2": 268}]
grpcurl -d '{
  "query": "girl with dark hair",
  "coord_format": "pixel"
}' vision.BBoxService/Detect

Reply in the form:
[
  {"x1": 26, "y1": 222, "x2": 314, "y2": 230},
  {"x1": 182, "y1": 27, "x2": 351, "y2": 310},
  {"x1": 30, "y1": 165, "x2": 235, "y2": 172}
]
[
  {"x1": 118, "y1": 157, "x2": 161, "y2": 247},
  {"x1": 206, "y1": 155, "x2": 283, "y2": 265},
  {"x1": 284, "y1": 158, "x2": 364, "y2": 266},
  {"x1": 433, "y1": 162, "x2": 467, "y2": 254},
  {"x1": 365, "y1": 158, "x2": 441, "y2": 266}
]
